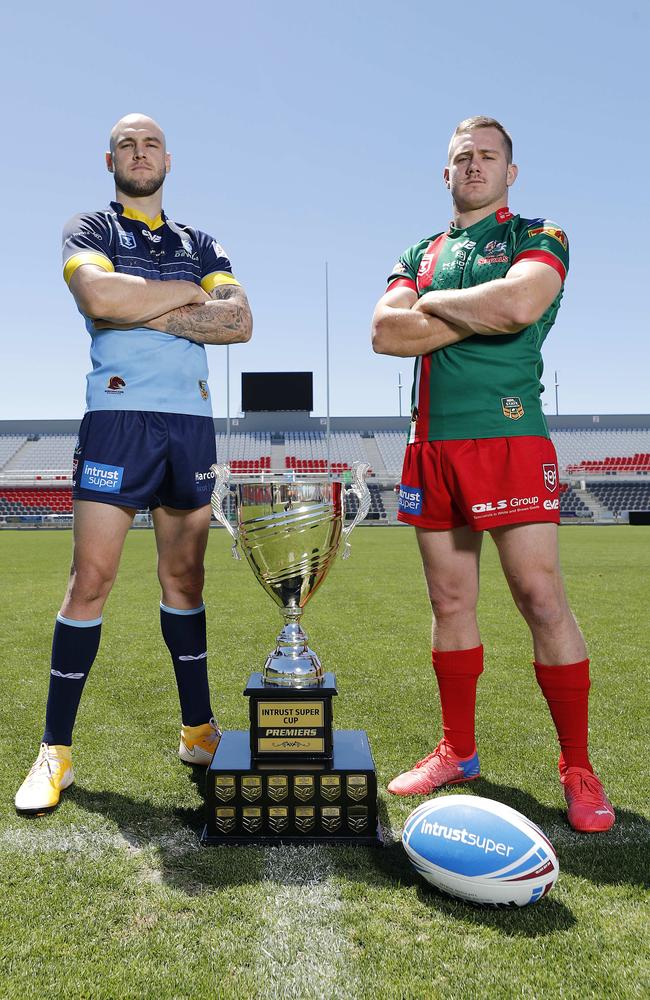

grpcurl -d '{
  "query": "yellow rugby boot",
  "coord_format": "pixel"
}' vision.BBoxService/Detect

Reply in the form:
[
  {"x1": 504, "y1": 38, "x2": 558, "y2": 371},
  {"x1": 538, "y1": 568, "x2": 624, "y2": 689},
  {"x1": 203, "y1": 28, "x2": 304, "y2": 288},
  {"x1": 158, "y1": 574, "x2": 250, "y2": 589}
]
[
  {"x1": 179, "y1": 717, "x2": 222, "y2": 766},
  {"x1": 15, "y1": 743, "x2": 74, "y2": 814}
]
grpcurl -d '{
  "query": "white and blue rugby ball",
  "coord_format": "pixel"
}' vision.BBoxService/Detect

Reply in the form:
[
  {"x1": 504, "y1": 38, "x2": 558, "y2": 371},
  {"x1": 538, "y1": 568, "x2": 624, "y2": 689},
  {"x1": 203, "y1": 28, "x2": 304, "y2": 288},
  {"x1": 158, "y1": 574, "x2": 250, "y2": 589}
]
[{"x1": 402, "y1": 795, "x2": 559, "y2": 907}]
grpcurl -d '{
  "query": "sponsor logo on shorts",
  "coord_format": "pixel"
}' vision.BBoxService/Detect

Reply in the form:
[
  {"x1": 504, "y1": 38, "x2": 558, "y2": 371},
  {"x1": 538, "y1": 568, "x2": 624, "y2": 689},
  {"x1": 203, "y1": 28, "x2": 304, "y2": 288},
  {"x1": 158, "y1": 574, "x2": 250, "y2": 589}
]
[
  {"x1": 543, "y1": 463, "x2": 557, "y2": 491},
  {"x1": 544, "y1": 499, "x2": 560, "y2": 510},
  {"x1": 472, "y1": 496, "x2": 539, "y2": 515},
  {"x1": 80, "y1": 461, "x2": 124, "y2": 493},
  {"x1": 198, "y1": 380, "x2": 209, "y2": 400},
  {"x1": 399, "y1": 484, "x2": 423, "y2": 516},
  {"x1": 501, "y1": 396, "x2": 524, "y2": 420},
  {"x1": 106, "y1": 375, "x2": 126, "y2": 394}
]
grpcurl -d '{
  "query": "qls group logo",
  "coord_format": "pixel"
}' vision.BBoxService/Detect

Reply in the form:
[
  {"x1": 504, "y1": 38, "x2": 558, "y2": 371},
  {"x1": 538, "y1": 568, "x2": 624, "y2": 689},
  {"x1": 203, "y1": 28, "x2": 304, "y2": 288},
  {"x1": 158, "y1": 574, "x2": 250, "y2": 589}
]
[
  {"x1": 399, "y1": 484, "x2": 423, "y2": 516},
  {"x1": 80, "y1": 461, "x2": 124, "y2": 493}
]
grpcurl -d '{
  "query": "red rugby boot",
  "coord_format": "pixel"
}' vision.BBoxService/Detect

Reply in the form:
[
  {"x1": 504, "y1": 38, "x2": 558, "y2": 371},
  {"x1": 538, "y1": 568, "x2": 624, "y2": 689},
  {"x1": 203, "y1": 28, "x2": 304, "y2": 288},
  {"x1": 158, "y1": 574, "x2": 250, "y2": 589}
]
[
  {"x1": 559, "y1": 758, "x2": 615, "y2": 833},
  {"x1": 387, "y1": 739, "x2": 480, "y2": 796}
]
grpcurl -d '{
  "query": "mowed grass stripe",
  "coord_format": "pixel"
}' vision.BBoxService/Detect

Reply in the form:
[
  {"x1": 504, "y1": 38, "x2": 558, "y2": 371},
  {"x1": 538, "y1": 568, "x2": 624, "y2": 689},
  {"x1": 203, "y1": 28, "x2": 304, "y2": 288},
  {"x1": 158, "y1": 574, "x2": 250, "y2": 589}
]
[{"x1": 0, "y1": 526, "x2": 648, "y2": 999}]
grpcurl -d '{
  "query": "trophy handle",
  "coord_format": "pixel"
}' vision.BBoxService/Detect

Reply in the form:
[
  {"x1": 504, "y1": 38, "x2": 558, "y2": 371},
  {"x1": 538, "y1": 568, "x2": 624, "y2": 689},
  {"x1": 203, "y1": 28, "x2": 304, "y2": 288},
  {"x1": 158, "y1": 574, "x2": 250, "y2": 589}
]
[
  {"x1": 210, "y1": 463, "x2": 241, "y2": 560},
  {"x1": 341, "y1": 461, "x2": 371, "y2": 559}
]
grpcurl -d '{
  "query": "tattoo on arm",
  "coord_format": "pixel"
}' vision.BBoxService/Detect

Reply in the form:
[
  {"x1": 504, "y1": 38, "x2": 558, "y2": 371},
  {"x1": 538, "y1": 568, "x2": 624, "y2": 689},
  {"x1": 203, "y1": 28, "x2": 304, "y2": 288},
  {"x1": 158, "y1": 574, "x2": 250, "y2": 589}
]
[{"x1": 158, "y1": 284, "x2": 252, "y2": 344}]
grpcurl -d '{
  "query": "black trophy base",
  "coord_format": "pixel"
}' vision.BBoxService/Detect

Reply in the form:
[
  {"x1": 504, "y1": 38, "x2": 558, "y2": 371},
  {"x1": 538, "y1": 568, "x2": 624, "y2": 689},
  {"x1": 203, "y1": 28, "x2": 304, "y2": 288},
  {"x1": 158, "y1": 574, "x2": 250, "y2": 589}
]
[{"x1": 201, "y1": 729, "x2": 382, "y2": 847}]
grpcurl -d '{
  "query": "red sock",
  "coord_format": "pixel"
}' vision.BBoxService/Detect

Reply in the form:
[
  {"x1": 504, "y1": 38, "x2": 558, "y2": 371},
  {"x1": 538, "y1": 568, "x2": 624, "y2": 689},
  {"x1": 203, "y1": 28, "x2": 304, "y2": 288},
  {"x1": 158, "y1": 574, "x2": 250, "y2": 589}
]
[
  {"x1": 432, "y1": 646, "x2": 483, "y2": 757},
  {"x1": 534, "y1": 659, "x2": 592, "y2": 771}
]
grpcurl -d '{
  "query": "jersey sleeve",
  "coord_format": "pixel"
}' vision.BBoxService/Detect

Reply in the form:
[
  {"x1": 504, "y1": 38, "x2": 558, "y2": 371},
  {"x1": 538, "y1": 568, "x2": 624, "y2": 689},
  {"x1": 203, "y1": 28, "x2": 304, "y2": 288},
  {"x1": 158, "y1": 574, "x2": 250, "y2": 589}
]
[
  {"x1": 512, "y1": 219, "x2": 569, "y2": 282},
  {"x1": 62, "y1": 213, "x2": 115, "y2": 285},
  {"x1": 385, "y1": 245, "x2": 419, "y2": 293},
  {"x1": 194, "y1": 231, "x2": 241, "y2": 293}
]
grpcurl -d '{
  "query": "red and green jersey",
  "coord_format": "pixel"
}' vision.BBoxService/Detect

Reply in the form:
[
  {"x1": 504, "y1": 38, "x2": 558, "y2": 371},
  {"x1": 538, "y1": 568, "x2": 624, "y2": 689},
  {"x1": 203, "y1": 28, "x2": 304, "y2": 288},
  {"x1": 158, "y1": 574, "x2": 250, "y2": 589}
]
[{"x1": 386, "y1": 207, "x2": 569, "y2": 442}]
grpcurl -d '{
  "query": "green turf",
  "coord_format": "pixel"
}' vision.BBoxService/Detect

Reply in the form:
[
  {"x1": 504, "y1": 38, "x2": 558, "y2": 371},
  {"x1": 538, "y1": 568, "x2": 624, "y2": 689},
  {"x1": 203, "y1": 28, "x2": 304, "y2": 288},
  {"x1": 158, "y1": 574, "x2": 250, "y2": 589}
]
[{"x1": 0, "y1": 526, "x2": 648, "y2": 999}]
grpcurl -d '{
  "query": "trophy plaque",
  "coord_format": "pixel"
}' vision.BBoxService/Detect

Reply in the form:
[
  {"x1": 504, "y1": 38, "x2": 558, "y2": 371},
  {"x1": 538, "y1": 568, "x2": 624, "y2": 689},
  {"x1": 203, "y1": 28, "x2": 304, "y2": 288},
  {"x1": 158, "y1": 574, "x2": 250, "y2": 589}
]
[{"x1": 201, "y1": 462, "x2": 382, "y2": 846}]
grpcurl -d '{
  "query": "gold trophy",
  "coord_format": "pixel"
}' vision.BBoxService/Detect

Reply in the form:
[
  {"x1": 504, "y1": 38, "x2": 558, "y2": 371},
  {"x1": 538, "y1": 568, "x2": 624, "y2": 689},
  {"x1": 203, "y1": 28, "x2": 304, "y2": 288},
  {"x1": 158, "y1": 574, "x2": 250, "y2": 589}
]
[{"x1": 202, "y1": 462, "x2": 381, "y2": 845}]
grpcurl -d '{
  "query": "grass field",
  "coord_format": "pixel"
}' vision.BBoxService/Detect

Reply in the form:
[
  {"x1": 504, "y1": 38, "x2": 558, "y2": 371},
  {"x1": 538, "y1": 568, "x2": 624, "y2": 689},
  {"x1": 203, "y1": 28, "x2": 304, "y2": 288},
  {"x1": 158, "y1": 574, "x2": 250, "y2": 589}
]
[{"x1": 1, "y1": 525, "x2": 648, "y2": 1000}]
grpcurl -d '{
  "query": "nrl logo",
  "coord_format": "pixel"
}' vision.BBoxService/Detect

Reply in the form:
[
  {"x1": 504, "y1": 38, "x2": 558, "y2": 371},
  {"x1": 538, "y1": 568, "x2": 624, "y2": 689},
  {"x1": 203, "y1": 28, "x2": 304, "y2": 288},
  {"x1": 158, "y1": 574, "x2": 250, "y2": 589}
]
[{"x1": 501, "y1": 396, "x2": 524, "y2": 420}]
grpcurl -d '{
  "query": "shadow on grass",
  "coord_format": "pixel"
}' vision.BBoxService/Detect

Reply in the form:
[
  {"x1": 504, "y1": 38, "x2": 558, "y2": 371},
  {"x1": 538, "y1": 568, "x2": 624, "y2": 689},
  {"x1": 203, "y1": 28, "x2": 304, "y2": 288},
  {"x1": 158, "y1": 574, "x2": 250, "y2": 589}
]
[
  {"x1": 65, "y1": 765, "x2": 648, "y2": 916},
  {"x1": 67, "y1": 766, "x2": 266, "y2": 894},
  {"x1": 474, "y1": 777, "x2": 649, "y2": 890}
]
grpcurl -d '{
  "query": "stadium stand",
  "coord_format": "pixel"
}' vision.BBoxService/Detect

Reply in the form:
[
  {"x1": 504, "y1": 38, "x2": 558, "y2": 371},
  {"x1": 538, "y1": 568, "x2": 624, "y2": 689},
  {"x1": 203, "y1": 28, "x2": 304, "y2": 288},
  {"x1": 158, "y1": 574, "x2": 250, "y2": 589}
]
[
  {"x1": 559, "y1": 482, "x2": 593, "y2": 519},
  {"x1": 551, "y1": 428, "x2": 650, "y2": 472},
  {"x1": 0, "y1": 435, "x2": 27, "y2": 467},
  {"x1": 2, "y1": 434, "x2": 76, "y2": 475},
  {"x1": 374, "y1": 431, "x2": 406, "y2": 479},
  {"x1": 1, "y1": 416, "x2": 649, "y2": 527},
  {"x1": 215, "y1": 432, "x2": 271, "y2": 472},
  {"x1": 587, "y1": 482, "x2": 650, "y2": 516},
  {"x1": 0, "y1": 488, "x2": 73, "y2": 516}
]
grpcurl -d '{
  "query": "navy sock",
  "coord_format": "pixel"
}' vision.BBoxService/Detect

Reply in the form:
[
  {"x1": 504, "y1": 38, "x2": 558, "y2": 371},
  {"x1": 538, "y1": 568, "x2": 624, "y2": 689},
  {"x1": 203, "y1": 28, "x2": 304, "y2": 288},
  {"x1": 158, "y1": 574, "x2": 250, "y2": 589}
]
[
  {"x1": 43, "y1": 615, "x2": 102, "y2": 745},
  {"x1": 160, "y1": 603, "x2": 213, "y2": 726}
]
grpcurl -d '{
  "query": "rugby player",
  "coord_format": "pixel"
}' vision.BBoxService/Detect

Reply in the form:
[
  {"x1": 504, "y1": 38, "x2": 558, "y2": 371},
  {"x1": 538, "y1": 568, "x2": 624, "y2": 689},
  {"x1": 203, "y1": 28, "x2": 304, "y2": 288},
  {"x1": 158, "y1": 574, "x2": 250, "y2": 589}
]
[
  {"x1": 15, "y1": 114, "x2": 252, "y2": 813},
  {"x1": 372, "y1": 116, "x2": 614, "y2": 832}
]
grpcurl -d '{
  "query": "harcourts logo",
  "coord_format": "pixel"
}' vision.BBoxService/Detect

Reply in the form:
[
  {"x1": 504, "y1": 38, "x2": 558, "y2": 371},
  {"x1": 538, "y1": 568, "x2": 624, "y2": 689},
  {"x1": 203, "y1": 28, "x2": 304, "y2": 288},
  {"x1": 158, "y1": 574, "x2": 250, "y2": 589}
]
[
  {"x1": 399, "y1": 484, "x2": 423, "y2": 516},
  {"x1": 80, "y1": 461, "x2": 124, "y2": 492},
  {"x1": 420, "y1": 819, "x2": 514, "y2": 857}
]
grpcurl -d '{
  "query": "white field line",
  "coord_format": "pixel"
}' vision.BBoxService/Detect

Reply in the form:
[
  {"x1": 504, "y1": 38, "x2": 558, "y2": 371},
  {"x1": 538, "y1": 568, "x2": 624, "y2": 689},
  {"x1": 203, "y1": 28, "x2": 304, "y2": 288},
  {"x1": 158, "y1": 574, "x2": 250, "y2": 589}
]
[
  {"x1": 253, "y1": 845, "x2": 359, "y2": 1000},
  {"x1": 0, "y1": 824, "x2": 200, "y2": 859}
]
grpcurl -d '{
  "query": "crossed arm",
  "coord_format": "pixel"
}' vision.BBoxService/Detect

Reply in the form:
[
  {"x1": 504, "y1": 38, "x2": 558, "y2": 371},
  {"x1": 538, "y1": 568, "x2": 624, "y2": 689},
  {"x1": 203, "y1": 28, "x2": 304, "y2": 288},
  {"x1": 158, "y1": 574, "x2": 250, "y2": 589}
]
[
  {"x1": 371, "y1": 260, "x2": 562, "y2": 358},
  {"x1": 69, "y1": 266, "x2": 253, "y2": 345}
]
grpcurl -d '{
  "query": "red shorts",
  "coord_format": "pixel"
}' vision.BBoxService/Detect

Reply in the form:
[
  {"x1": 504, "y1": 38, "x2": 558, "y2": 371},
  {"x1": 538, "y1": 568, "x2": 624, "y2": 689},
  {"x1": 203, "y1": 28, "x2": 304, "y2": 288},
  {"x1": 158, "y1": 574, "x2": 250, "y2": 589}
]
[{"x1": 397, "y1": 436, "x2": 560, "y2": 531}]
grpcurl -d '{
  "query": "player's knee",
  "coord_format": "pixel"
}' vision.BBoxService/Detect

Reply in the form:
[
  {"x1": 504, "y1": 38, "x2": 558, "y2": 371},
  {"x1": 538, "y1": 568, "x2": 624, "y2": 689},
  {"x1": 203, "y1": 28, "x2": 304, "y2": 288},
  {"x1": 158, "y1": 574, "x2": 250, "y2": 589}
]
[
  {"x1": 68, "y1": 564, "x2": 116, "y2": 605},
  {"x1": 513, "y1": 580, "x2": 566, "y2": 630},
  {"x1": 158, "y1": 562, "x2": 204, "y2": 601},
  {"x1": 428, "y1": 586, "x2": 477, "y2": 621}
]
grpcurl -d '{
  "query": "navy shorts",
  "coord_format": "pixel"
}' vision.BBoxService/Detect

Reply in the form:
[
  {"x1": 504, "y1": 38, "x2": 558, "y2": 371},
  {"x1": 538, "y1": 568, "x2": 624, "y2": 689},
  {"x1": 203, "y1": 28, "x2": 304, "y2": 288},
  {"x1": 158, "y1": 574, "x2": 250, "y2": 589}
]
[{"x1": 72, "y1": 411, "x2": 217, "y2": 510}]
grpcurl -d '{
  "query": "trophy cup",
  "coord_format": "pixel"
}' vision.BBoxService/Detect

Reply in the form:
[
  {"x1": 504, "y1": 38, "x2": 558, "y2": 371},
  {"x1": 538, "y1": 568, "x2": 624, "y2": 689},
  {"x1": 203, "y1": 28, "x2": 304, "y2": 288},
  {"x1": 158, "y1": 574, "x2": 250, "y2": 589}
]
[{"x1": 201, "y1": 462, "x2": 382, "y2": 845}]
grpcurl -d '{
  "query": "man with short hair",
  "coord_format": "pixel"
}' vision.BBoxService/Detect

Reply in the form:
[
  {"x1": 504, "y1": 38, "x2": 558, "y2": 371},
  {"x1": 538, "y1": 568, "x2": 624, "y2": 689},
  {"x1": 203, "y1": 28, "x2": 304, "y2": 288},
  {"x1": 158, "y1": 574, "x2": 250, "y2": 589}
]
[
  {"x1": 16, "y1": 113, "x2": 252, "y2": 813},
  {"x1": 372, "y1": 115, "x2": 614, "y2": 832}
]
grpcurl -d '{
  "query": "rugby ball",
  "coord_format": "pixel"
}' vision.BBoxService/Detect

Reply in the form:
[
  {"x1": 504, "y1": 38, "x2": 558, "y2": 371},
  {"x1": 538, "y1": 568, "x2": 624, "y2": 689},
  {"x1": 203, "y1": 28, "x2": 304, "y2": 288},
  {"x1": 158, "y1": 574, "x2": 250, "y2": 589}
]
[{"x1": 402, "y1": 795, "x2": 558, "y2": 907}]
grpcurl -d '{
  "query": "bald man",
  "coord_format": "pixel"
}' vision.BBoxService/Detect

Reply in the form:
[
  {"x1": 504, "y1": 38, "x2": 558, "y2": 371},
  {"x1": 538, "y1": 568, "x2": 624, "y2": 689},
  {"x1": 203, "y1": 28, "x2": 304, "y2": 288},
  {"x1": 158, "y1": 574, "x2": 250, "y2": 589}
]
[{"x1": 16, "y1": 114, "x2": 253, "y2": 814}]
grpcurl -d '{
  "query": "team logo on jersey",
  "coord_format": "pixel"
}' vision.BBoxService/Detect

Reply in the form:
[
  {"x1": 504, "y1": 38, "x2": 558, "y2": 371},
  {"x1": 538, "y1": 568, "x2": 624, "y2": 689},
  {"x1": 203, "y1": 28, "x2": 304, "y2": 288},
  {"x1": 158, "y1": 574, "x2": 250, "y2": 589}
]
[
  {"x1": 143, "y1": 229, "x2": 162, "y2": 243},
  {"x1": 477, "y1": 239, "x2": 509, "y2": 265},
  {"x1": 118, "y1": 230, "x2": 137, "y2": 250},
  {"x1": 501, "y1": 396, "x2": 524, "y2": 420},
  {"x1": 527, "y1": 225, "x2": 567, "y2": 249},
  {"x1": 106, "y1": 376, "x2": 126, "y2": 394},
  {"x1": 542, "y1": 463, "x2": 557, "y2": 492},
  {"x1": 198, "y1": 380, "x2": 209, "y2": 400}
]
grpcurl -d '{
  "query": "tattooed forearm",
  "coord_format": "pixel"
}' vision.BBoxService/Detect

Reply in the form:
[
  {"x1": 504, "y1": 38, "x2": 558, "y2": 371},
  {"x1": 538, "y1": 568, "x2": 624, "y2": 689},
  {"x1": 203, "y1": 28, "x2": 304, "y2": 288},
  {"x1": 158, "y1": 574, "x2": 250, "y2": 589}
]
[{"x1": 146, "y1": 285, "x2": 253, "y2": 344}]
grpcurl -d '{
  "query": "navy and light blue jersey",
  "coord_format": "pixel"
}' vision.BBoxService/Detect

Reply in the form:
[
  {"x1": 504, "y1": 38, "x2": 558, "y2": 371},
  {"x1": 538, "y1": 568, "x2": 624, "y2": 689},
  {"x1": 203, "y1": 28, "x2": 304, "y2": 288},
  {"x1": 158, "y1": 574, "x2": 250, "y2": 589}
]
[{"x1": 62, "y1": 202, "x2": 240, "y2": 417}]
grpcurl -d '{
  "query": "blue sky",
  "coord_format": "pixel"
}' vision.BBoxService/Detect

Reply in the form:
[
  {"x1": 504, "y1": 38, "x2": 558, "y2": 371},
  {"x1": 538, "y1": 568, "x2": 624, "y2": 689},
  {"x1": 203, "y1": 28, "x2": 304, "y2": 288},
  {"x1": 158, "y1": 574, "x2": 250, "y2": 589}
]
[{"x1": 1, "y1": 0, "x2": 647, "y2": 420}]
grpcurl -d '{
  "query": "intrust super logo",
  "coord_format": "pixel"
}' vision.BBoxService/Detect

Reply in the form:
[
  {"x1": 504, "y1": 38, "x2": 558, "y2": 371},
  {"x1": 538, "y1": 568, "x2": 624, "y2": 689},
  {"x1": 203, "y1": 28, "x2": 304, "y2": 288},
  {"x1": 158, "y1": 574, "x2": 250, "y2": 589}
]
[
  {"x1": 399, "y1": 484, "x2": 423, "y2": 516},
  {"x1": 80, "y1": 461, "x2": 124, "y2": 492}
]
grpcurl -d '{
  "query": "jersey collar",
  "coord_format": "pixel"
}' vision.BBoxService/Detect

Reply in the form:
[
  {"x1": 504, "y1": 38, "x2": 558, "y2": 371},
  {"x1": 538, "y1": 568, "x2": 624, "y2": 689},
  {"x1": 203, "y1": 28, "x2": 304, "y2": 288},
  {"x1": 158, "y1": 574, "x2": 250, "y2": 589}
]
[
  {"x1": 111, "y1": 201, "x2": 166, "y2": 231},
  {"x1": 447, "y1": 206, "x2": 514, "y2": 238}
]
